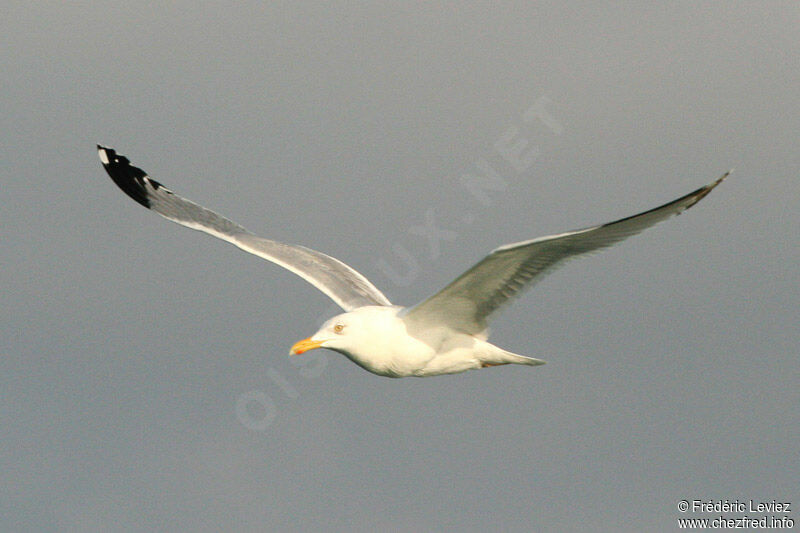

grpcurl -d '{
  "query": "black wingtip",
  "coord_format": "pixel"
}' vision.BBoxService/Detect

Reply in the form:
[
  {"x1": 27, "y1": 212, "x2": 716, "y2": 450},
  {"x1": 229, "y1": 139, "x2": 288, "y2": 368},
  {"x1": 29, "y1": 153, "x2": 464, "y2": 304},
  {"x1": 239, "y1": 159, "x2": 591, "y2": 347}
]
[
  {"x1": 96, "y1": 145, "x2": 152, "y2": 208},
  {"x1": 683, "y1": 170, "x2": 730, "y2": 211}
]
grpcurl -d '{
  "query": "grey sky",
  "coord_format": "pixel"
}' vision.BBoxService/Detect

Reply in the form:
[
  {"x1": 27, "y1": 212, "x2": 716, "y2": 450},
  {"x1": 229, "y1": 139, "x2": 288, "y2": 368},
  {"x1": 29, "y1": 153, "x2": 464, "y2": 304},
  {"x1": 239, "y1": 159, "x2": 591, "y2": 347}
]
[{"x1": 2, "y1": 3, "x2": 798, "y2": 531}]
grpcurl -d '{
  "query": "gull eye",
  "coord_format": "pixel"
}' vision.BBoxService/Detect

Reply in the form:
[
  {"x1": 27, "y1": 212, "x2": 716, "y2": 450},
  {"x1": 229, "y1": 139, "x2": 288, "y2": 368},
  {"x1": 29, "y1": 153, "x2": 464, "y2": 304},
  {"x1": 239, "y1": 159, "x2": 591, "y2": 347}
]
[{"x1": 333, "y1": 324, "x2": 345, "y2": 334}]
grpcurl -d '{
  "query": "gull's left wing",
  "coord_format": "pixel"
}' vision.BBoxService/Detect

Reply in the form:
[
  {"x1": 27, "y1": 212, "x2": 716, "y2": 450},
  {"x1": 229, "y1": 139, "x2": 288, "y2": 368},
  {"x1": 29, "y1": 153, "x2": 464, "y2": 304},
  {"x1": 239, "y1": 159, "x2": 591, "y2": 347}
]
[
  {"x1": 403, "y1": 174, "x2": 728, "y2": 335},
  {"x1": 97, "y1": 145, "x2": 391, "y2": 311}
]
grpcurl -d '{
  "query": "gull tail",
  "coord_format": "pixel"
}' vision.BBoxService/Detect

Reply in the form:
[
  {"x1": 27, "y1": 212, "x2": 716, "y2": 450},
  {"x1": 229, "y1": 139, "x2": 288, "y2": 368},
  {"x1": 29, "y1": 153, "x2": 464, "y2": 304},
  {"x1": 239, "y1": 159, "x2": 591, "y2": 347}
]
[
  {"x1": 506, "y1": 352, "x2": 547, "y2": 367},
  {"x1": 481, "y1": 345, "x2": 546, "y2": 368}
]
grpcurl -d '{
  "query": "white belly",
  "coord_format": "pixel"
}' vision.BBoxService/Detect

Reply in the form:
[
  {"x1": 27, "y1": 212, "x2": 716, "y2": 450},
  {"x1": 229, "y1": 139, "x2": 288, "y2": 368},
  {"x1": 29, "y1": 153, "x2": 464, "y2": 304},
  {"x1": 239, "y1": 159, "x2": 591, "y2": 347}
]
[{"x1": 344, "y1": 332, "x2": 486, "y2": 378}]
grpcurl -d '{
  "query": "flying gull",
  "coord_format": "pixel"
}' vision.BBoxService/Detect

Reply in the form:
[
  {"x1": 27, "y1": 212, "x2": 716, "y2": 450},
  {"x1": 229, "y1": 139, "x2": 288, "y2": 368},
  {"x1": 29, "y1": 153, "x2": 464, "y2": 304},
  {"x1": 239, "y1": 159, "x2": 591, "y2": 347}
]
[{"x1": 98, "y1": 145, "x2": 727, "y2": 377}]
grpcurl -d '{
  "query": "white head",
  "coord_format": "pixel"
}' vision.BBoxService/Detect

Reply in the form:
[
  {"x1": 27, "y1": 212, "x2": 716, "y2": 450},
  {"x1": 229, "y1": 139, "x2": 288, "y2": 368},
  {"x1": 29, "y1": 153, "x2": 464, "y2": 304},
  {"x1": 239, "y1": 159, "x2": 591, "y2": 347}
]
[{"x1": 289, "y1": 306, "x2": 401, "y2": 359}]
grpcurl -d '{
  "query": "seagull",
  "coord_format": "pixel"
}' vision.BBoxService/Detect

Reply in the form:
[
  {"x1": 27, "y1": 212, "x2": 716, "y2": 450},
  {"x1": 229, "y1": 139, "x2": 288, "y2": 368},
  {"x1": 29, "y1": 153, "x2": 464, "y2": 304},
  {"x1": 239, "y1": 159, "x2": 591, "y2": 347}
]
[{"x1": 98, "y1": 145, "x2": 727, "y2": 377}]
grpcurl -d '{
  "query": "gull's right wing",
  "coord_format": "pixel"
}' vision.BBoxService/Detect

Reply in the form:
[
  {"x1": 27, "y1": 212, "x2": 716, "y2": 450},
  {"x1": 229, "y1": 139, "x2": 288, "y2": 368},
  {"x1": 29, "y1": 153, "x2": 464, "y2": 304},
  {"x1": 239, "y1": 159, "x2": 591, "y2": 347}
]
[
  {"x1": 98, "y1": 145, "x2": 391, "y2": 311},
  {"x1": 403, "y1": 174, "x2": 728, "y2": 335}
]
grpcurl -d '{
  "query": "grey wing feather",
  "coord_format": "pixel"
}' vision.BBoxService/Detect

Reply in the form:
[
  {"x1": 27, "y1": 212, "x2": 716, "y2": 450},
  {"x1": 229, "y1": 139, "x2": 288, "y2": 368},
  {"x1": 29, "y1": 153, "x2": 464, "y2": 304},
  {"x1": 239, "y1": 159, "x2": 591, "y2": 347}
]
[
  {"x1": 403, "y1": 173, "x2": 728, "y2": 334},
  {"x1": 98, "y1": 145, "x2": 391, "y2": 311}
]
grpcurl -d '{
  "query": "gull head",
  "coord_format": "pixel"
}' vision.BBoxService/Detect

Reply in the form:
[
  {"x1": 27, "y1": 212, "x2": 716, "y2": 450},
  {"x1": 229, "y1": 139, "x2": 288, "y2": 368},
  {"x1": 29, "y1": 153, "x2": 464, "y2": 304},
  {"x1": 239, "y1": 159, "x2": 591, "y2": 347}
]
[{"x1": 289, "y1": 306, "x2": 403, "y2": 359}]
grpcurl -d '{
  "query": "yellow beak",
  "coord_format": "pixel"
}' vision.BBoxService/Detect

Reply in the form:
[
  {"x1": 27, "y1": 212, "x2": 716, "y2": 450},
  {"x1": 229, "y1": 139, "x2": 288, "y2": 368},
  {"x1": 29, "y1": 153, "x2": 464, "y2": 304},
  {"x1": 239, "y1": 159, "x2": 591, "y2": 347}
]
[{"x1": 290, "y1": 337, "x2": 324, "y2": 355}]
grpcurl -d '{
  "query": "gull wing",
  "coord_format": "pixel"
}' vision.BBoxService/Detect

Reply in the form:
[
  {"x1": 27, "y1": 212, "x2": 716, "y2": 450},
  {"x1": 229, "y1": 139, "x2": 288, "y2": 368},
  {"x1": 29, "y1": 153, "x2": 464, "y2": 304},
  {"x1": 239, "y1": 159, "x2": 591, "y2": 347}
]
[
  {"x1": 403, "y1": 174, "x2": 728, "y2": 334},
  {"x1": 98, "y1": 145, "x2": 391, "y2": 311}
]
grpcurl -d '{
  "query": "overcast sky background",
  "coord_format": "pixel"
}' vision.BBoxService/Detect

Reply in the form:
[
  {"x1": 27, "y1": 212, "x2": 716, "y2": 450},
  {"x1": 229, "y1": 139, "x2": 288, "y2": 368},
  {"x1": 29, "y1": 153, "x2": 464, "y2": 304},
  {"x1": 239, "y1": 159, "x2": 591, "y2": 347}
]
[{"x1": 2, "y1": 3, "x2": 798, "y2": 532}]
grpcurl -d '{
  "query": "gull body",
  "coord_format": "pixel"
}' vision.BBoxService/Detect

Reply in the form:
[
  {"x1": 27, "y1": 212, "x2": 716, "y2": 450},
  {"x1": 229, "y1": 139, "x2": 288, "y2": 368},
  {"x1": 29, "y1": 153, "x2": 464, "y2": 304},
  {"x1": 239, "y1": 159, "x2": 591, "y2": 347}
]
[
  {"x1": 293, "y1": 305, "x2": 544, "y2": 377},
  {"x1": 97, "y1": 145, "x2": 727, "y2": 378}
]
